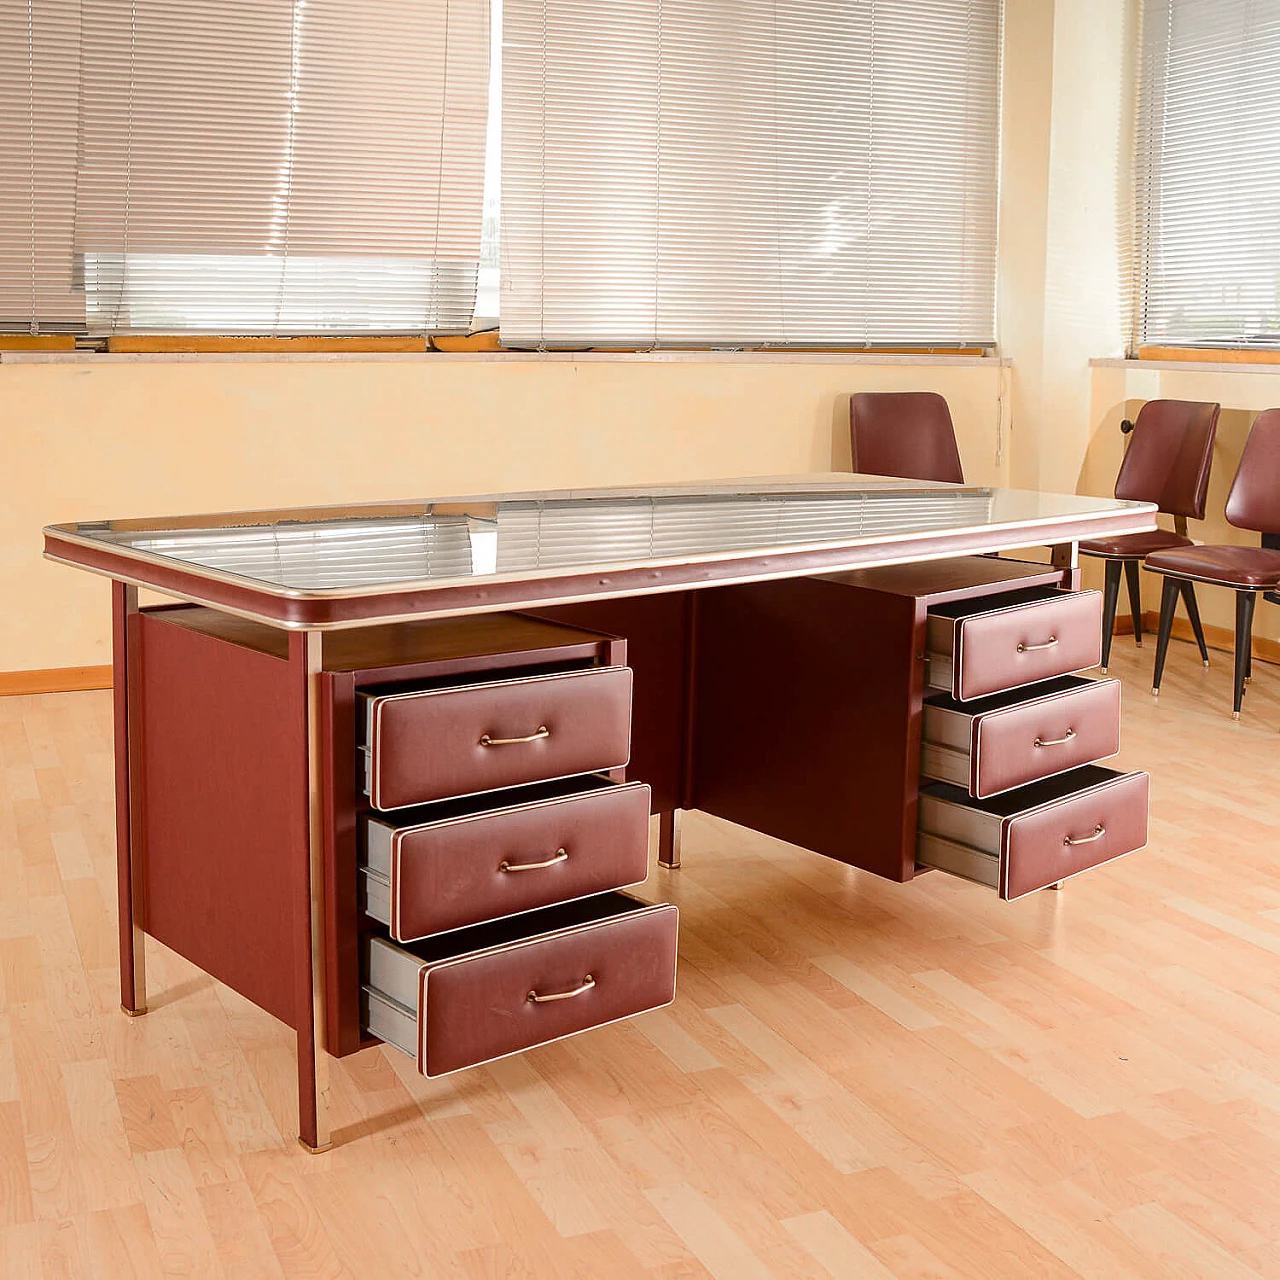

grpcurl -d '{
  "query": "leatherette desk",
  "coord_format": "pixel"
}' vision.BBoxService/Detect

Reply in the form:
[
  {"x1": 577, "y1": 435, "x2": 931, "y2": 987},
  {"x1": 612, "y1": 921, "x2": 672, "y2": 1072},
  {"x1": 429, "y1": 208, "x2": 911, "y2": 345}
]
[{"x1": 43, "y1": 476, "x2": 1157, "y2": 1151}]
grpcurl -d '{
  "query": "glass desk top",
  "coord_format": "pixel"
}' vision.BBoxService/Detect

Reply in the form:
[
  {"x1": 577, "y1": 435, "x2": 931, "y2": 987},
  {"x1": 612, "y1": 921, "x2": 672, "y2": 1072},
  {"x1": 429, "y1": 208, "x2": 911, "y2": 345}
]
[{"x1": 45, "y1": 475, "x2": 1155, "y2": 625}]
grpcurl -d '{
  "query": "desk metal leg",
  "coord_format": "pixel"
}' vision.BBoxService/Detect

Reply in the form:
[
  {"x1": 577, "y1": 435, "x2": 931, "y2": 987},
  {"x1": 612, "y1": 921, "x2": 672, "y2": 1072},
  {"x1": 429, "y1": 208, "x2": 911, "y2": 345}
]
[
  {"x1": 113, "y1": 582, "x2": 147, "y2": 1017},
  {"x1": 658, "y1": 809, "x2": 682, "y2": 868},
  {"x1": 297, "y1": 631, "x2": 332, "y2": 1153}
]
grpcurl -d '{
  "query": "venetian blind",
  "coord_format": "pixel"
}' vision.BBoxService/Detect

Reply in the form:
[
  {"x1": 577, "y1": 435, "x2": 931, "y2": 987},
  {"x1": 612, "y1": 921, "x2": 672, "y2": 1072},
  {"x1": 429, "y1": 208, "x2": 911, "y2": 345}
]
[
  {"x1": 3, "y1": 0, "x2": 490, "y2": 336},
  {"x1": 1137, "y1": 0, "x2": 1280, "y2": 349},
  {"x1": 501, "y1": 0, "x2": 1001, "y2": 350},
  {"x1": 0, "y1": 0, "x2": 83, "y2": 332}
]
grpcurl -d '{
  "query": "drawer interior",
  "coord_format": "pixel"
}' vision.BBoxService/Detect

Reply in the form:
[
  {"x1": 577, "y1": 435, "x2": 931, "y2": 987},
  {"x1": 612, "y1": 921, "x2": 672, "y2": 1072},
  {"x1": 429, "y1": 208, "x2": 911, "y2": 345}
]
[
  {"x1": 362, "y1": 987, "x2": 418, "y2": 1057},
  {"x1": 919, "y1": 763, "x2": 1129, "y2": 852},
  {"x1": 927, "y1": 584, "x2": 1069, "y2": 624},
  {"x1": 926, "y1": 585, "x2": 1068, "y2": 655},
  {"x1": 364, "y1": 891, "x2": 654, "y2": 1009},
  {"x1": 361, "y1": 773, "x2": 621, "y2": 878},
  {"x1": 923, "y1": 674, "x2": 1096, "y2": 748},
  {"x1": 926, "y1": 762, "x2": 1126, "y2": 834}
]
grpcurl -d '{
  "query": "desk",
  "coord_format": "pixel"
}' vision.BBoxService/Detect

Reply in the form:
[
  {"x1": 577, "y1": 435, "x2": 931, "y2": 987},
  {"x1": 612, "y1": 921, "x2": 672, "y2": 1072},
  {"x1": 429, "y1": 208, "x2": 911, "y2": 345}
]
[{"x1": 44, "y1": 476, "x2": 1156, "y2": 1151}]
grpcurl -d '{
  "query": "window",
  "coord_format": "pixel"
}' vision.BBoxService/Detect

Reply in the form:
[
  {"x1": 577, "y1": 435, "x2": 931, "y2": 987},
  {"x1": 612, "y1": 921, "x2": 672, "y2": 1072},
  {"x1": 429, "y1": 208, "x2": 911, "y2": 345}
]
[
  {"x1": 1137, "y1": 0, "x2": 1280, "y2": 349},
  {"x1": 1, "y1": 0, "x2": 490, "y2": 336},
  {"x1": 499, "y1": 0, "x2": 1002, "y2": 349},
  {"x1": 0, "y1": 0, "x2": 82, "y2": 332},
  {"x1": 3, "y1": 0, "x2": 1002, "y2": 345}
]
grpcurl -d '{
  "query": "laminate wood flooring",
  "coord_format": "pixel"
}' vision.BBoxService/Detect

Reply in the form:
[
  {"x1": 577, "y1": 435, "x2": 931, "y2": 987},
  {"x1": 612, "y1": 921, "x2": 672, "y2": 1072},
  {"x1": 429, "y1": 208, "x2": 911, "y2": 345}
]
[{"x1": 1, "y1": 639, "x2": 1278, "y2": 1277}]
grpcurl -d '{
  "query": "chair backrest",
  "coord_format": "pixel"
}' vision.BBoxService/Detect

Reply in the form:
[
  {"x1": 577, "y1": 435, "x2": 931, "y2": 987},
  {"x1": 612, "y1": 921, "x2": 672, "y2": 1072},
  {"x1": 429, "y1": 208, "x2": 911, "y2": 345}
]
[
  {"x1": 849, "y1": 392, "x2": 964, "y2": 484},
  {"x1": 1226, "y1": 408, "x2": 1280, "y2": 534},
  {"x1": 1113, "y1": 398, "x2": 1219, "y2": 519}
]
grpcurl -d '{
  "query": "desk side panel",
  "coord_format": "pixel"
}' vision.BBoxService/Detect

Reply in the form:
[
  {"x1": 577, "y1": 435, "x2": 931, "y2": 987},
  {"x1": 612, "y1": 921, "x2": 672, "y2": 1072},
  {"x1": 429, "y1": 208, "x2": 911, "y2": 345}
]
[{"x1": 136, "y1": 611, "x2": 306, "y2": 1027}]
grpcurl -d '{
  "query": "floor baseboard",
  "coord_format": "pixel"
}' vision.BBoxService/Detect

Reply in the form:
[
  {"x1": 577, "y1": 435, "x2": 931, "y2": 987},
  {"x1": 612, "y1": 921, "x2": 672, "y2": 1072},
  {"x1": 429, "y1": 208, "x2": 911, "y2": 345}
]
[
  {"x1": 0, "y1": 665, "x2": 114, "y2": 696},
  {"x1": 1113, "y1": 611, "x2": 1280, "y2": 665}
]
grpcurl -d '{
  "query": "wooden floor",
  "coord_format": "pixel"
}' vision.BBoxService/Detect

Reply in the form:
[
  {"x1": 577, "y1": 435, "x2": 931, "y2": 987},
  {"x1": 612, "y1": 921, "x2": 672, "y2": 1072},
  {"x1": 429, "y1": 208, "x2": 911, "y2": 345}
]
[{"x1": 2, "y1": 638, "x2": 1279, "y2": 1278}]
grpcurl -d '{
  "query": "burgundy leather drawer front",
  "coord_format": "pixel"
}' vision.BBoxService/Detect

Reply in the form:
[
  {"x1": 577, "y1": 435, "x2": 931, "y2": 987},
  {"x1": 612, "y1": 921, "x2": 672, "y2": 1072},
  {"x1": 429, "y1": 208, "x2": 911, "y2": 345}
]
[
  {"x1": 928, "y1": 589, "x2": 1103, "y2": 701},
  {"x1": 365, "y1": 665, "x2": 633, "y2": 810},
  {"x1": 364, "y1": 895, "x2": 678, "y2": 1077},
  {"x1": 922, "y1": 676, "x2": 1122, "y2": 798},
  {"x1": 1002, "y1": 768, "x2": 1148, "y2": 899},
  {"x1": 918, "y1": 765, "x2": 1149, "y2": 900},
  {"x1": 365, "y1": 780, "x2": 652, "y2": 941}
]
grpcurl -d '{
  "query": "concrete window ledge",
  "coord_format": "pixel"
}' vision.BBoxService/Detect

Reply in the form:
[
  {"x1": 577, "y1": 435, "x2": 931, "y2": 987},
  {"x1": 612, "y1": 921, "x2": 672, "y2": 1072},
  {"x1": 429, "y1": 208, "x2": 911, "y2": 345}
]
[{"x1": 1, "y1": 349, "x2": 1007, "y2": 368}]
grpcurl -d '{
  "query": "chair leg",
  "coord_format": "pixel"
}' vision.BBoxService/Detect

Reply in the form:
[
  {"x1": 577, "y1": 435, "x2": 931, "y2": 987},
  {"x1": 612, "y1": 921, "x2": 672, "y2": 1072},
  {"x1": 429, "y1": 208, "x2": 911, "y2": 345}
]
[
  {"x1": 1100, "y1": 559, "x2": 1122, "y2": 673},
  {"x1": 1151, "y1": 575, "x2": 1180, "y2": 697},
  {"x1": 1123, "y1": 559, "x2": 1144, "y2": 647},
  {"x1": 1179, "y1": 580, "x2": 1210, "y2": 668},
  {"x1": 1233, "y1": 591, "x2": 1257, "y2": 720}
]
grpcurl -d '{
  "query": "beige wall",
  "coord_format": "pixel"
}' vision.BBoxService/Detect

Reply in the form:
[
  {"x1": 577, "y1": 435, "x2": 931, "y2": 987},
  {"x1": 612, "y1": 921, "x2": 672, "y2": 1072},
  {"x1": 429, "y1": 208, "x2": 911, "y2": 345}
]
[
  {"x1": 998, "y1": 0, "x2": 1136, "y2": 495},
  {"x1": 0, "y1": 354, "x2": 1007, "y2": 672},
  {"x1": 8, "y1": 0, "x2": 1279, "y2": 675}
]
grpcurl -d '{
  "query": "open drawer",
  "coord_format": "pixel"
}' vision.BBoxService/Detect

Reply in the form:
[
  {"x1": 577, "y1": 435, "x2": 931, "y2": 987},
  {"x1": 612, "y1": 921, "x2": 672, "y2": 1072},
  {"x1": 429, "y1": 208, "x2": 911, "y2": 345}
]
[
  {"x1": 921, "y1": 675, "x2": 1121, "y2": 798},
  {"x1": 917, "y1": 765, "x2": 1148, "y2": 899},
  {"x1": 360, "y1": 775, "x2": 652, "y2": 941},
  {"x1": 925, "y1": 587, "x2": 1103, "y2": 701},
  {"x1": 360, "y1": 665, "x2": 633, "y2": 810},
  {"x1": 362, "y1": 893, "x2": 678, "y2": 1076}
]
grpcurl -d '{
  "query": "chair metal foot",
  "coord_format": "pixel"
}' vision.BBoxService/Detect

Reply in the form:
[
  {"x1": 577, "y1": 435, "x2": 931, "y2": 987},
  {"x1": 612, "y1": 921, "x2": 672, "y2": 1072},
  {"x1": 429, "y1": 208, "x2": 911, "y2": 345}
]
[
  {"x1": 298, "y1": 1137, "x2": 333, "y2": 1155},
  {"x1": 1100, "y1": 667, "x2": 1108, "y2": 675},
  {"x1": 1048, "y1": 881, "x2": 1064, "y2": 891},
  {"x1": 1232, "y1": 711, "x2": 1241, "y2": 721},
  {"x1": 120, "y1": 1004, "x2": 147, "y2": 1018},
  {"x1": 1204, "y1": 660, "x2": 1211, "y2": 669},
  {"x1": 1151, "y1": 687, "x2": 1159, "y2": 698}
]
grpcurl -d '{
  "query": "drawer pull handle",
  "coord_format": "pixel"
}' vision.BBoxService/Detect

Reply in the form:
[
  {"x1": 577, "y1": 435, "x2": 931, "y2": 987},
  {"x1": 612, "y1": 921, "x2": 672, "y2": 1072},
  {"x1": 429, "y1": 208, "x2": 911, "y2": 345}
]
[
  {"x1": 1017, "y1": 636, "x2": 1058, "y2": 653},
  {"x1": 528, "y1": 975, "x2": 595, "y2": 1004},
  {"x1": 1035, "y1": 728, "x2": 1077, "y2": 748},
  {"x1": 480, "y1": 725, "x2": 549, "y2": 747},
  {"x1": 1063, "y1": 824, "x2": 1105, "y2": 847},
  {"x1": 500, "y1": 849, "x2": 568, "y2": 873}
]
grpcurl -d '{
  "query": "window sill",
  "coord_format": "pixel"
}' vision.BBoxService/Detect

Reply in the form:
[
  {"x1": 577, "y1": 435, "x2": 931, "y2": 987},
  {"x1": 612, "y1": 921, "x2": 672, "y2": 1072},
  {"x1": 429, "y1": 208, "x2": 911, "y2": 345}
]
[
  {"x1": 1, "y1": 348, "x2": 1006, "y2": 368},
  {"x1": 1091, "y1": 354, "x2": 1280, "y2": 375}
]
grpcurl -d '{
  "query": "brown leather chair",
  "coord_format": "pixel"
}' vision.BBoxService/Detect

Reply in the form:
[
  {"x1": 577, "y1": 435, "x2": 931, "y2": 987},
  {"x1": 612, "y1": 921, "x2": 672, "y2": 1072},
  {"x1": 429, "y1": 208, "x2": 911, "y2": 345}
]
[
  {"x1": 1079, "y1": 399, "x2": 1219, "y2": 672},
  {"x1": 1146, "y1": 408, "x2": 1280, "y2": 718},
  {"x1": 850, "y1": 392, "x2": 965, "y2": 483}
]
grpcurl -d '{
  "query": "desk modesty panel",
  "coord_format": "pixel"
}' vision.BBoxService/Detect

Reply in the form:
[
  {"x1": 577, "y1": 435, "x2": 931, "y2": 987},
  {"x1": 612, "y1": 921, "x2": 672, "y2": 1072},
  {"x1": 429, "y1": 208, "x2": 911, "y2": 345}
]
[{"x1": 43, "y1": 477, "x2": 1157, "y2": 1152}]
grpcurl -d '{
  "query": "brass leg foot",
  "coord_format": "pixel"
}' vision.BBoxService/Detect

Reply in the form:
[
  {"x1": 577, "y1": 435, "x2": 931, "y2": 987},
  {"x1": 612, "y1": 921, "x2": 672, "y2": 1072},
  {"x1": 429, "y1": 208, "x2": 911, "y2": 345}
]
[
  {"x1": 120, "y1": 1004, "x2": 147, "y2": 1017},
  {"x1": 298, "y1": 1137, "x2": 333, "y2": 1155},
  {"x1": 1048, "y1": 881, "x2": 1065, "y2": 891},
  {"x1": 1151, "y1": 688, "x2": 1159, "y2": 698},
  {"x1": 1233, "y1": 711, "x2": 1241, "y2": 721}
]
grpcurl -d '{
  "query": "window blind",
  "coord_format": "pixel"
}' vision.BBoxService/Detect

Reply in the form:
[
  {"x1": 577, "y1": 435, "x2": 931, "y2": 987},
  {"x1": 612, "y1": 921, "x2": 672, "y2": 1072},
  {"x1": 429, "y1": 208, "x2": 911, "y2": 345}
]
[
  {"x1": 1137, "y1": 0, "x2": 1280, "y2": 349},
  {"x1": 0, "y1": 0, "x2": 83, "y2": 333},
  {"x1": 2, "y1": 0, "x2": 490, "y2": 336},
  {"x1": 501, "y1": 0, "x2": 1001, "y2": 350}
]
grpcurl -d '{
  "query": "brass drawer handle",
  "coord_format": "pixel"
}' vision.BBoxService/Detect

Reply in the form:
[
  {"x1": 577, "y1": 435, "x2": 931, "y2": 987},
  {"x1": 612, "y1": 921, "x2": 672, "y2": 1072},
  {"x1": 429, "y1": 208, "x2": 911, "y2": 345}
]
[
  {"x1": 1017, "y1": 636, "x2": 1058, "y2": 653},
  {"x1": 480, "y1": 725, "x2": 549, "y2": 747},
  {"x1": 1035, "y1": 728, "x2": 1076, "y2": 748},
  {"x1": 500, "y1": 849, "x2": 568, "y2": 873},
  {"x1": 1063, "y1": 824, "x2": 1105, "y2": 847},
  {"x1": 528, "y1": 975, "x2": 595, "y2": 1003}
]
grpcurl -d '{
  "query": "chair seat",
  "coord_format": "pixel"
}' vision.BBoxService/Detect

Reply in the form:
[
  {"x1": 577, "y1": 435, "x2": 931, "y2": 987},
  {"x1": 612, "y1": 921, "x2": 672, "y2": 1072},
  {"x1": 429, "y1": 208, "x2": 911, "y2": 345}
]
[
  {"x1": 1078, "y1": 530, "x2": 1194, "y2": 558},
  {"x1": 1143, "y1": 544, "x2": 1280, "y2": 588}
]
